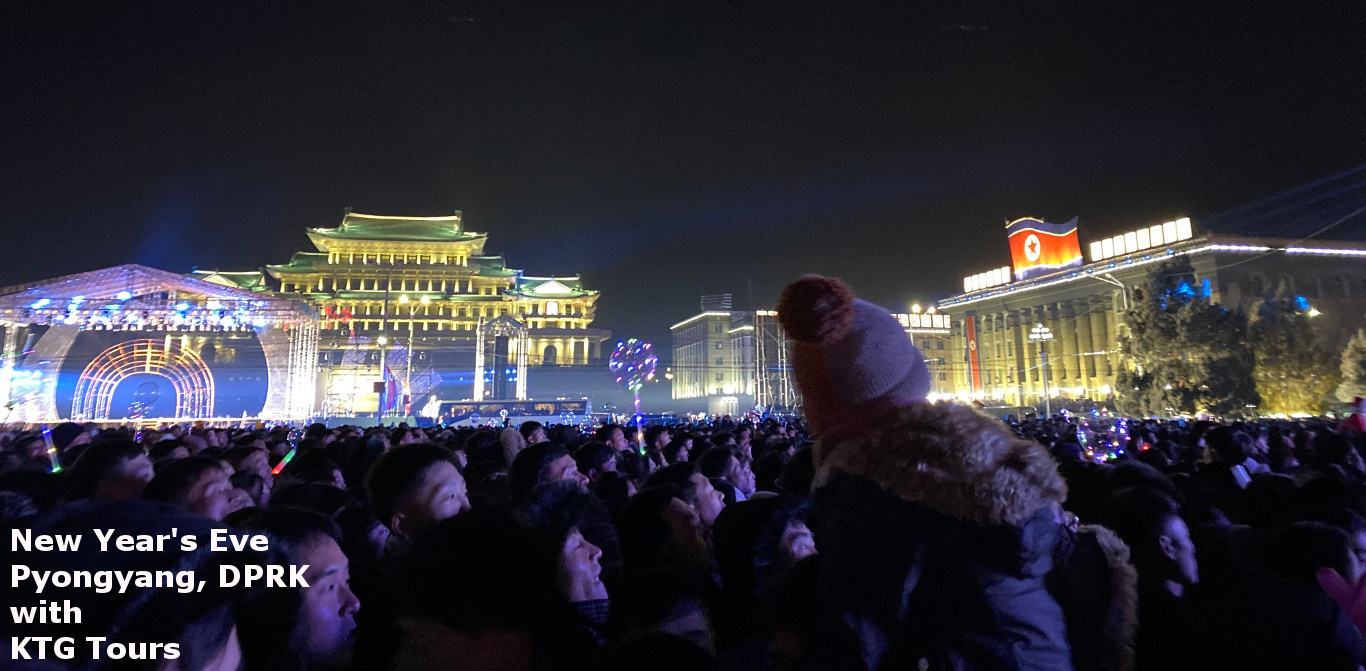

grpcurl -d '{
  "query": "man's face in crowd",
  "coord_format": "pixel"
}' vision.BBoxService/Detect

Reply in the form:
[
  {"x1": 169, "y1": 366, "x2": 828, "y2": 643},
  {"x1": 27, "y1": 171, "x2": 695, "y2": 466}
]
[
  {"x1": 607, "y1": 428, "x2": 629, "y2": 452},
  {"x1": 300, "y1": 535, "x2": 360, "y2": 663},
  {"x1": 100, "y1": 453, "x2": 155, "y2": 500},
  {"x1": 655, "y1": 430, "x2": 672, "y2": 448},
  {"x1": 559, "y1": 528, "x2": 608, "y2": 603},
  {"x1": 1160, "y1": 515, "x2": 1199, "y2": 586},
  {"x1": 529, "y1": 426, "x2": 549, "y2": 445},
  {"x1": 393, "y1": 461, "x2": 469, "y2": 539},
  {"x1": 240, "y1": 448, "x2": 272, "y2": 481},
  {"x1": 665, "y1": 497, "x2": 712, "y2": 574},
  {"x1": 725, "y1": 456, "x2": 756, "y2": 496},
  {"x1": 547, "y1": 454, "x2": 590, "y2": 487},
  {"x1": 186, "y1": 467, "x2": 233, "y2": 521},
  {"x1": 689, "y1": 472, "x2": 725, "y2": 527}
]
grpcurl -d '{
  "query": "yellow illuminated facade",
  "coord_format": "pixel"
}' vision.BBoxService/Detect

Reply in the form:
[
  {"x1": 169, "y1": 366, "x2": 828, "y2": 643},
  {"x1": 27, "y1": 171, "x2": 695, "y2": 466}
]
[
  {"x1": 195, "y1": 210, "x2": 609, "y2": 413},
  {"x1": 250, "y1": 210, "x2": 606, "y2": 364}
]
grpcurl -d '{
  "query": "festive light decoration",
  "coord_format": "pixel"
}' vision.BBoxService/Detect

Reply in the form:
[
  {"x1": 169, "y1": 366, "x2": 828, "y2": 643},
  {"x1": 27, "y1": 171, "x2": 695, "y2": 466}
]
[{"x1": 609, "y1": 339, "x2": 657, "y2": 430}]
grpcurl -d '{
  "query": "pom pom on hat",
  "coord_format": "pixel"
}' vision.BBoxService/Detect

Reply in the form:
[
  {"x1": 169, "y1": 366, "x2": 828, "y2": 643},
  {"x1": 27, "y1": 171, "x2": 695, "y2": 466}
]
[
  {"x1": 776, "y1": 275, "x2": 855, "y2": 347},
  {"x1": 777, "y1": 274, "x2": 930, "y2": 436}
]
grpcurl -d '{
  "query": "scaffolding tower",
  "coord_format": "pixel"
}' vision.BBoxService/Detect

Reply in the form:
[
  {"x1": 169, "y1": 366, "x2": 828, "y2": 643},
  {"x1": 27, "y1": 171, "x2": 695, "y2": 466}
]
[{"x1": 753, "y1": 311, "x2": 799, "y2": 413}]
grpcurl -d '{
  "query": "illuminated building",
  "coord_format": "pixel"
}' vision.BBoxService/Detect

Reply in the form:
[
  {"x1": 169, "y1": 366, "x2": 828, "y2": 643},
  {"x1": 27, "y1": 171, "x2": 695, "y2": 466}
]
[
  {"x1": 670, "y1": 295, "x2": 756, "y2": 415},
  {"x1": 200, "y1": 209, "x2": 609, "y2": 415},
  {"x1": 937, "y1": 214, "x2": 1366, "y2": 408},
  {"x1": 671, "y1": 300, "x2": 945, "y2": 416}
]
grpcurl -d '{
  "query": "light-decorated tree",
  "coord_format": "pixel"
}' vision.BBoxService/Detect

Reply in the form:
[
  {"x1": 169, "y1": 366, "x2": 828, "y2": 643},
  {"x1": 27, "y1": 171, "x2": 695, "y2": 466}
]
[
  {"x1": 1116, "y1": 259, "x2": 1258, "y2": 417},
  {"x1": 1249, "y1": 289, "x2": 1337, "y2": 415},
  {"x1": 1337, "y1": 329, "x2": 1366, "y2": 404}
]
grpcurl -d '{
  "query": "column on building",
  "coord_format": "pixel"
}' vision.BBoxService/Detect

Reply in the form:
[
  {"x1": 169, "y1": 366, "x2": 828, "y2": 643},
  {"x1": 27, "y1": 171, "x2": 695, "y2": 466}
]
[
  {"x1": 1004, "y1": 311, "x2": 1022, "y2": 406},
  {"x1": 984, "y1": 313, "x2": 1000, "y2": 398},
  {"x1": 1059, "y1": 301, "x2": 1080, "y2": 393},
  {"x1": 1043, "y1": 303, "x2": 1065, "y2": 387},
  {"x1": 1089, "y1": 298, "x2": 1113, "y2": 378},
  {"x1": 1020, "y1": 306, "x2": 1040, "y2": 401},
  {"x1": 1073, "y1": 298, "x2": 1095, "y2": 391}
]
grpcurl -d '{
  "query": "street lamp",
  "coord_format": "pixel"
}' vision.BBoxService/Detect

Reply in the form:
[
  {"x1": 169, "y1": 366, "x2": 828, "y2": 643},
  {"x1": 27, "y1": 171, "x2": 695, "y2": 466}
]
[
  {"x1": 1029, "y1": 323, "x2": 1054, "y2": 417},
  {"x1": 397, "y1": 294, "x2": 431, "y2": 418},
  {"x1": 376, "y1": 336, "x2": 389, "y2": 422}
]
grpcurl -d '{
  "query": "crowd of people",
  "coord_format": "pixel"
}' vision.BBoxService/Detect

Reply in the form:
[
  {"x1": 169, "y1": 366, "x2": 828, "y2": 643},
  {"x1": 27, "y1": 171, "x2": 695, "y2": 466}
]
[{"x1": 2, "y1": 274, "x2": 1366, "y2": 670}]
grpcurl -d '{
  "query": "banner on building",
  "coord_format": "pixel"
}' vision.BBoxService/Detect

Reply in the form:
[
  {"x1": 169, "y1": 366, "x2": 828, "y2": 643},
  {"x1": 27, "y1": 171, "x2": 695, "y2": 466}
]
[
  {"x1": 1007, "y1": 217, "x2": 1084, "y2": 281},
  {"x1": 964, "y1": 314, "x2": 982, "y2": 395}
]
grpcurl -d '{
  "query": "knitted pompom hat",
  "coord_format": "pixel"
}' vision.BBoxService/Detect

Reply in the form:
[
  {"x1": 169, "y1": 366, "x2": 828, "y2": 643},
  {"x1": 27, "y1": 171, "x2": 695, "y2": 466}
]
[{"x1": 777, "y1": 275, "x2": 930, "y2": 436}]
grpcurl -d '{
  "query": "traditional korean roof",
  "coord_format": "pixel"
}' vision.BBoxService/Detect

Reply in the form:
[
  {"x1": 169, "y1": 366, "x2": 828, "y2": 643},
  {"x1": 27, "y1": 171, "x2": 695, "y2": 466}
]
[
  {"x1": 264, "y1": 252, "x2": 328, "y2": 276},
  {"x1": 471, "y1": 255, "x2": 521, "y2": 277},
  {"x1": 306, "y1": 211, "x2": 485, "y2": 247},
  {"x1": 513, "y1": 276, "x2": 597, "y2": 298}
]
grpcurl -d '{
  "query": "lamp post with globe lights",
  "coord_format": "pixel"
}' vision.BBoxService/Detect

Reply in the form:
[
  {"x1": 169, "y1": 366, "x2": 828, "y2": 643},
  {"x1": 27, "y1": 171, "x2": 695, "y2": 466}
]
[{"x1": 1029, "y1": 323, "x2": 1054, "y2": 417}]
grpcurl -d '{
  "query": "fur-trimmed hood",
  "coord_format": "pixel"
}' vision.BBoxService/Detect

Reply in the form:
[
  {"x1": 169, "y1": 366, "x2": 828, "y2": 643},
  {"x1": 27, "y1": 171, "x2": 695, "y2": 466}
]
[{"x1": 813, "y1": 401, "x2": 1067, "y2": 527}]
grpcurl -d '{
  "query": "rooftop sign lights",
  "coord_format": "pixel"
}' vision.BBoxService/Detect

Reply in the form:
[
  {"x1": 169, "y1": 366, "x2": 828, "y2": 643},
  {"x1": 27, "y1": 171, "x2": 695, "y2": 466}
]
[
  {"x1": 963, "y1": 266, "x2": 1012, "y2": 293},
  {"x1": 1090, "y1": 217, "x2": 1193, "y2": 262},
  {"x1": 894, "y1": 312, "x2": 951, "y2": 332}
]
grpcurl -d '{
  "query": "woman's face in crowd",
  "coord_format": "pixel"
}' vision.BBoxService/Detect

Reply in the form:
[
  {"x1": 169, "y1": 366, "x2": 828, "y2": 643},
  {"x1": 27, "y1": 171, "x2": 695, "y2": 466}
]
[
  {"x1": 780, "y1": 521, "x2": 817, "y2": 565},
  {"x1": 300, "y1": 535, "x2": 361, "y2": 663},
  {"x1": 559, "y1": 528, "x2": 607, "y2": 603}
]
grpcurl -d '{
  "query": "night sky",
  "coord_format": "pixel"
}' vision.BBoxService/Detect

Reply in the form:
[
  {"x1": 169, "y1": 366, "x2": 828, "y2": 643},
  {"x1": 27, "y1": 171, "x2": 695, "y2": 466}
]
[{"x1": 4, "y1": 0, "x2": 1365, "y2": 345}]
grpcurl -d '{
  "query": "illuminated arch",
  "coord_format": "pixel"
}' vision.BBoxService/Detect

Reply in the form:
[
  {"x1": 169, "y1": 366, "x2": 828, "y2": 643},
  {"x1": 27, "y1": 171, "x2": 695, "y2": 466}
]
[{"x1": 72, "y1": 338, "x2": 214, "y2": 420}]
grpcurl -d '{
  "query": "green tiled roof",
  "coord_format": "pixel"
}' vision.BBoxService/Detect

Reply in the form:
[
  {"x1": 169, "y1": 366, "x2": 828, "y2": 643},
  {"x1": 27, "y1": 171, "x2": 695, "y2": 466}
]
[
  {"x1": 309, "y1": 211, "x2": 484, "y2": 242},
  {"x1": 265, "y1": 252, "x2": 328, "y2": 274},
  {"x1": 514, "y1": 276, "x2": 597, "y2": 297}
]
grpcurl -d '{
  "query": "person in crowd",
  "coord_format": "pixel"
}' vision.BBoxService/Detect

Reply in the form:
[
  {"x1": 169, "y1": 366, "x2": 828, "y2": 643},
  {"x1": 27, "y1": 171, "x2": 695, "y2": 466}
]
[
  {"x1": 645, "y1": 462, "x2": 726, "y2": 527},
  {"x1": 230, "y1": 471, "x2": 272, "y2": 507},
  {"x1": 500, "y1": 426, "x2": 529, "y2": 466},
  {"x1": 595, "y1": 424, "x2": 631, "y2": 453},
  {"x1": 508, "y1": 441, "x2": 590, "y2": 500},
  {"x1": 64, "y1": 439, "x2": 155, "y2": 501},
  {"x1": 521, "y1": 482, "x2": 619, "y2": 644},
  {"x1": 643, "y1": 425, "x2": 672, "y2": 467},
  {"x1": 663, "y1": 436, "x2": 692, "y2": 465},
  {"x1": 521, "y1": 420, "x2": 549, "y2": 446},
  {"x1": 142, "y1": 455, "x2": 234, "y2": 521},
  {"x1": 365, "y1": 443, "x2": 470, "y2": 549},
  {"x1": 710, "y1": 495, "x2": 816, "y2": 656},
  {"x1": 224, "y1": 442, "x2": 273, "y2": 482},
  {"x1": 698, "y1": 447, "x2": 756, "y2": 504},
  {"x1": 1103, "y1": 487, "x2": 1200, "y2": 670},
  {"x1": 237, "y1": 507, "x2": 362, "y2": 669},
  {"x1": 574, "y1": 441, "x2": 619, "y2": 484},
  {"x1": 777, "y1": 274, "x2": 1072, "y2": 670}
]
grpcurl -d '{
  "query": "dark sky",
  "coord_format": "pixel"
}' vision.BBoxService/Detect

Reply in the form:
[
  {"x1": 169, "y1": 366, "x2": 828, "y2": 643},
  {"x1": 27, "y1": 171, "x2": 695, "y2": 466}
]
[{"x1": 4, "y1": 0, "x2": 1365, "y2": 345}]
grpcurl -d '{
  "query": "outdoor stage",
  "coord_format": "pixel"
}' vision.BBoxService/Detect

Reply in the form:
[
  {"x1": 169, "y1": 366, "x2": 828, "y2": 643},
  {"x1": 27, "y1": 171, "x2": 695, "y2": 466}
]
[{"x1": 0, "y1": 264, "x2": 319, "y2": 424}]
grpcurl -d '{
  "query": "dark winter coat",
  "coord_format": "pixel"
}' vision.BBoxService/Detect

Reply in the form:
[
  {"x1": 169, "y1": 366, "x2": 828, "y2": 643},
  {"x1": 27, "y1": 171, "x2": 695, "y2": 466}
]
[{"x1": 808, "y1": 402, "x2": 1072, "y2": 671}]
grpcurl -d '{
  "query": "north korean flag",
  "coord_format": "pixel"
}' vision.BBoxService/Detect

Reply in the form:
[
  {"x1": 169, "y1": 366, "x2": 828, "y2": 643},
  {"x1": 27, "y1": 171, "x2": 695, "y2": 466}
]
[{"x1": 1007, "y1": 217, "x2": 1084, "y2": 281}]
